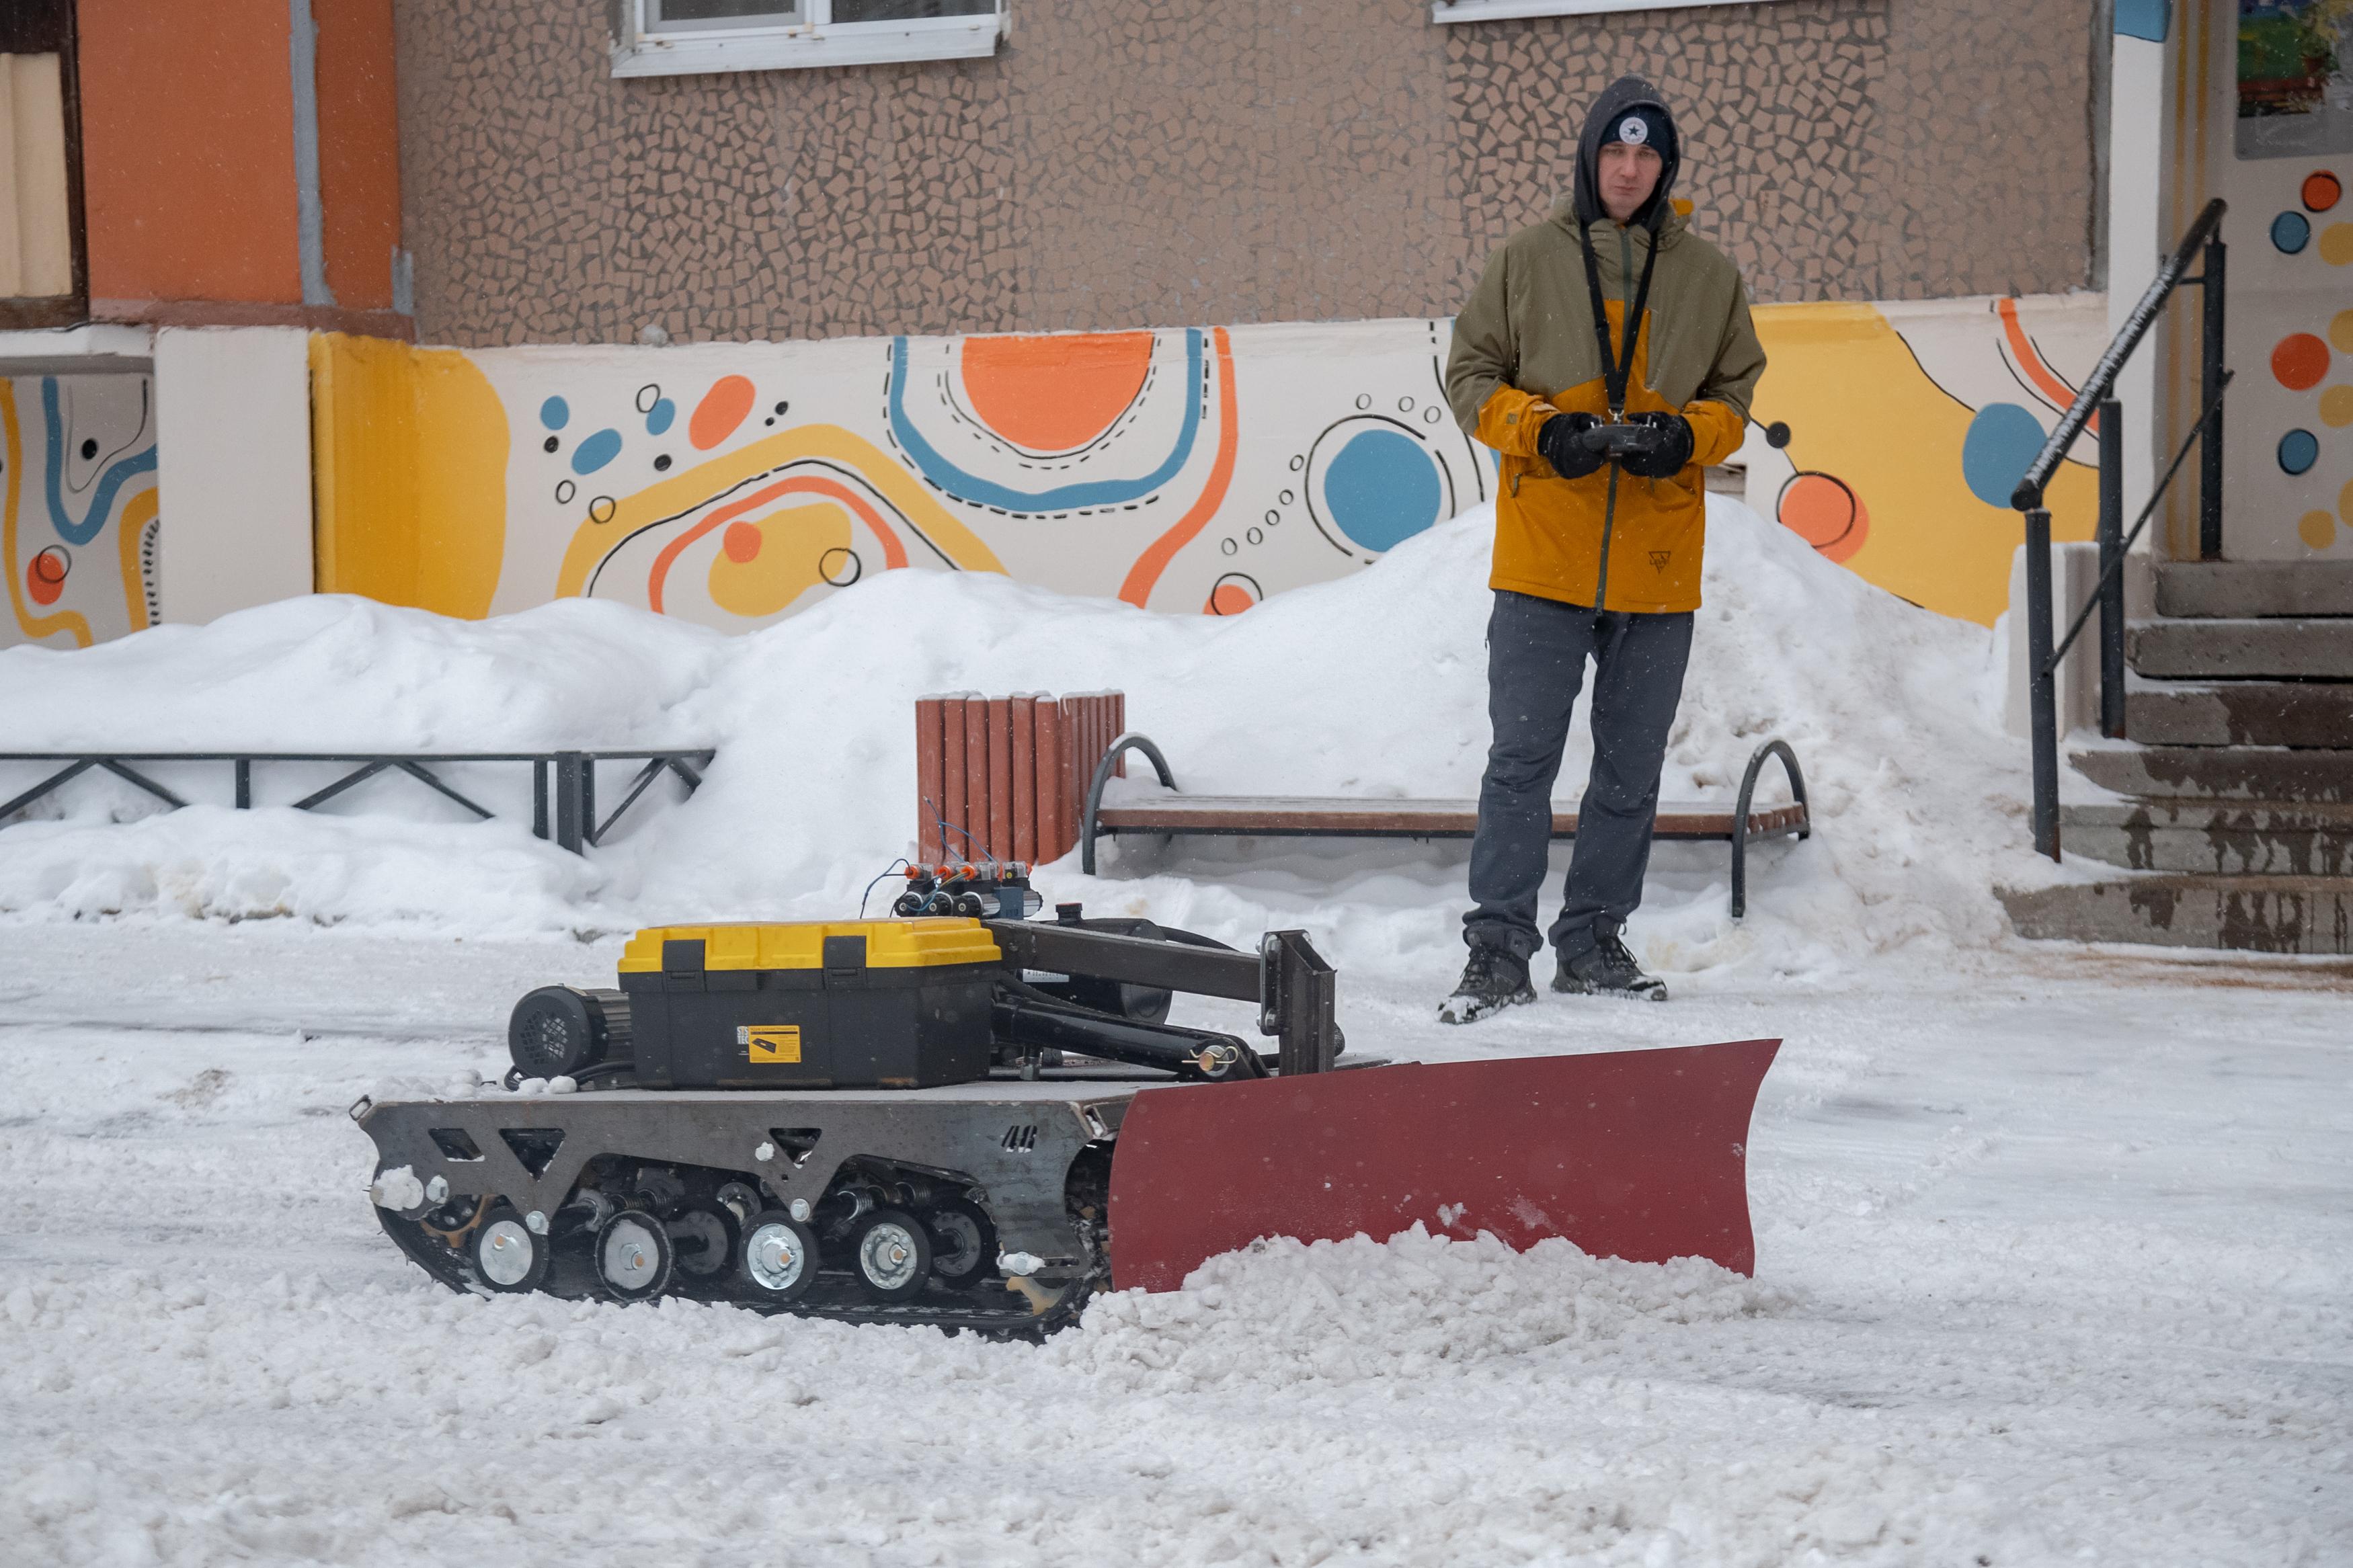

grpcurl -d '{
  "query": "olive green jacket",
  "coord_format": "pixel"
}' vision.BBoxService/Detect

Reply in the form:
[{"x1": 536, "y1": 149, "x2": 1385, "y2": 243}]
[{"x1": 1446, "y1": 200, "x2": 1767, "y2": 612}]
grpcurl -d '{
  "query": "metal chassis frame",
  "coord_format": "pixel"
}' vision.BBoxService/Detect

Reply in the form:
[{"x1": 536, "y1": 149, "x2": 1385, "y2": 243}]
[
  {"x1": 358, "y1": 1085, "x2": 1129, "y2": 1286},
  {"x1": 984, "y1": 918, "x2": 1341, "y2": 1077},
  {"x1": 0, "y1": 749, "x2": 713, "y2": 853}
]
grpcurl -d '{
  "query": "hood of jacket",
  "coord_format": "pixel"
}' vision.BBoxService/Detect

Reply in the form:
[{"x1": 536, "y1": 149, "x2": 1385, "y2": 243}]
[{"x1": 1570, "y1": 74, "x2": 1680, "y2": 233}]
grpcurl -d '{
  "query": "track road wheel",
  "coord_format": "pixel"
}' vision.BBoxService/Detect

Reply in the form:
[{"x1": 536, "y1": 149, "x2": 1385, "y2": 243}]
[
  {"x1": 739, "y1": 1211, "x2": 820, "y2": 1303},
  {"x1": 924, "y1": 1196, "x2": 998, "y2": 1290},
  {"x1": 596, "y1": 1210, "x2": 673, "y2": 1302},
  {"x1": 852, "y1": 1208, "x2": 932, "y2": 1303},
  {"x1": 666, "y1": 1205, "x2": 737, "y2": 1280},
  {"x1": 472, "y1": 1206, "x2": 549, "y2": 1294}
]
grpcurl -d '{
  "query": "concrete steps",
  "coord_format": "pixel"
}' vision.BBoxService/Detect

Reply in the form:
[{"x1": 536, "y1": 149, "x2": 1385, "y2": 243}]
[
  {"x1": 2061, "y1": 800, "x2": 2353, "y2": 875},
  {"x1": 2008, "y1": 558, "x2": 2353, "y2": 950},
  {"x1": 2154, "y1": 561, "x2": 2353, "y2": 618},
  {"x1": 2124, "y1": 679, "x2": 2353, "y2": 747},
  {"x1": 2070, "y1": 745, "x2": 2353, "y2": 802},
  {"x1": 2126, "y1": 618, "x2": 2353, "y2": 679},
  {"x1": 1999, "y1": 875, "x2": 2353, "y2": 954}
]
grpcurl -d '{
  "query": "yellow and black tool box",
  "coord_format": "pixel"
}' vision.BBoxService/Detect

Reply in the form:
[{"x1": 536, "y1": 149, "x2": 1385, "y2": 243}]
[{"x1": 618, "y1": 919, "x2": 1001, "y2": 1089}]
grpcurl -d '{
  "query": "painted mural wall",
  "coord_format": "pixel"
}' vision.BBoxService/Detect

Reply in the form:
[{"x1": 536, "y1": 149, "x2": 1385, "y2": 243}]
[
  {"x1": 1741, "y1": 292, "x2": 2108, "y2": 626},
  {"x1": 315, "y1": 320, "x2": 1494, "y2": 627},
  {"x1": 2222, "y1": 0, "x2": 2353, "y2": 558},
  {"x1": 314, "y1": 296, "x2": 2103, "y2": 636},
  {"x1": 0, "y1": 372, "x2": 161, "y2": 651}
]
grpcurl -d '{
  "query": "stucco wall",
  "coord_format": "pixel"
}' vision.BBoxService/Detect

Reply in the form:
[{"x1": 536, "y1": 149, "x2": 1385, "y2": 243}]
[{"x1": 392, "y1": 0, "x2": 2098, "y2": 347}]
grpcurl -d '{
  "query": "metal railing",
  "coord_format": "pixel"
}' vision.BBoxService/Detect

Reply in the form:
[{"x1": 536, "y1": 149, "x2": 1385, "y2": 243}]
[
  {"x1": 0, "y1": 749, "x2": 714, "y2": 853},
  {"x1": 2009, "y1": 197, "x2": 2228, "y2": 862}
]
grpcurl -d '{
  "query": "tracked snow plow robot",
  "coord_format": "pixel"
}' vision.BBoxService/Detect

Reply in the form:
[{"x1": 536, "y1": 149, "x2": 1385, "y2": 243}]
[{"x1": 356, "y1": 866, "x2": 1778, "y2": 1333}]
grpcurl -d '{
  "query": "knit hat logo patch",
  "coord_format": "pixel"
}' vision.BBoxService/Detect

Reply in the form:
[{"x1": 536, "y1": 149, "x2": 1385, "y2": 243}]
[{"x1": 1617, "y1": 115, "x2": 1648, "y2": 146}]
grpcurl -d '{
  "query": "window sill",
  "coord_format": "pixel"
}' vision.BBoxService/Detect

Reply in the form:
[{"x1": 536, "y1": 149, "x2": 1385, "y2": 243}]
[
  {"x1": 611, "y1": 13, "x2": 1004, "y2": 77},
  {"x1": 1432, "y1": 0, "x2": 1775, "y2": 22}
]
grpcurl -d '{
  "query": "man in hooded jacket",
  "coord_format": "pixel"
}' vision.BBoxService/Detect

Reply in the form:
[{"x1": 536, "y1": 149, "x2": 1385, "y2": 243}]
[{"x1": 1439, "y1": 75, "x2": 1765, "y2": 1021}]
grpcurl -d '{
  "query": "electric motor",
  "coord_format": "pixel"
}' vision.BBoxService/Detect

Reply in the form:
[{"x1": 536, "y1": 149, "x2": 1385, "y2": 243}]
[{"x1": 508, "y1": 985, "x2": 632, "y2": 1079}]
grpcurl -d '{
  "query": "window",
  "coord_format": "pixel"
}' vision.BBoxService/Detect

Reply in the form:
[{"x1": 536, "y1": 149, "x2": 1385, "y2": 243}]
[
  {"x1": 611, "y1": 0, "x2": 1004, "y2": 77},
  {"x1": 0, "y1": 0, "x2": 81, "y2": 327},
  {"x1": 1432, "y1": 0, "x2": 1777, "y2": 22}
]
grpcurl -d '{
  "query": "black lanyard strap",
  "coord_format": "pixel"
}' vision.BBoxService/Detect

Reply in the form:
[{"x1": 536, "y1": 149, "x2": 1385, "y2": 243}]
[{"x1": 1577, "y1": 222, "x2": 1660, "y2": 420}]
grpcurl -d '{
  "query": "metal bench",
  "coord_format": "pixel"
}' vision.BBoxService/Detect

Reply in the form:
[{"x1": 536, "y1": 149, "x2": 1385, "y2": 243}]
[{"x1": 1080, "y1": 735, "x2": 1810, "y2": 918}]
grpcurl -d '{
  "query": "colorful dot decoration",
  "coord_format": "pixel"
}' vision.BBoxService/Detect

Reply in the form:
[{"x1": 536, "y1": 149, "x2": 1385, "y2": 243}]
[
  {"x1": 2322, "y1": 223, "x2": 2353, "y2": 265},
  {"x1": 2322, "y1": 384, "x2": 2353, "y2": 429},
  {"x1": 2278, "y1": 428, "x2": 2319, "y2": 475},
  {"x1": 2305, "y1": 171, "x2": 2342, "y2": 213},
  {"x1": 539, "y1": 397, "x2": 569, "y2": 430},
  {"x1": 2305, "y1": 509, "x2": 2339, "y2": 550},
  {"x1": 2272, "y1": 332, "x2": 2331, "y2": 390},
  {"x1": 2272, "y1": 211, "x2": 2311, "y2": 253},
  {"x1": 2331, "y1": 308, "x2": 2353, "y2": 354}
]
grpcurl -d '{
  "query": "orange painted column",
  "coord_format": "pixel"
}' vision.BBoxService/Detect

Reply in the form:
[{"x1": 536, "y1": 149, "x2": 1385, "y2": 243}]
[{"x1": 77, "y1": 0, "x2": 302, "y2": 309}]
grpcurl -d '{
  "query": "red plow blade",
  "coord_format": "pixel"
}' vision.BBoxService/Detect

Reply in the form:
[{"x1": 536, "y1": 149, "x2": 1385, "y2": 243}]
[{"x1": 1106, "y1": 1039, "x2": 1780, "y2": 1292}]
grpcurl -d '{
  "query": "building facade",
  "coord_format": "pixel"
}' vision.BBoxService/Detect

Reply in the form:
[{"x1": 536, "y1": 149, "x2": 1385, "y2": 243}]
[{"x1": 2, "y1": 1, "x2": 2344, "y2": 653}]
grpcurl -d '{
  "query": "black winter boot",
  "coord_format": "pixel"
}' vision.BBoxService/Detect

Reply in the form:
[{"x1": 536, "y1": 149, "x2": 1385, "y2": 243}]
[
  {"x1": 1437, "y1": 940, "x2": 1536, "y2": 1025},
  {"x1": 1552, "y1": 921, "x2": 1668, "y2": 1001}
]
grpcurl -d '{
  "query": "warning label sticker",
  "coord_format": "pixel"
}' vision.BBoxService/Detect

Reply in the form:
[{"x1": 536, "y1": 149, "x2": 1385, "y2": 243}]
[{"x1": 737, "y1": 1025, "x2": 802, "y2": 1063}]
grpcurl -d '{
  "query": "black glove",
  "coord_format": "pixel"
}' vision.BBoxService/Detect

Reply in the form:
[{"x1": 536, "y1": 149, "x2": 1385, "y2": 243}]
[
  {"x1": 1534, "y1": 410, "x2": 1605, "y2": 479},
  {"x1": 1616, "y1": 410, "x2": 1695, "y2": 480}
]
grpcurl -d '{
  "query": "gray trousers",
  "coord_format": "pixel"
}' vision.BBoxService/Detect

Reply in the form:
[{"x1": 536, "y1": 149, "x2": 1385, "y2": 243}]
[{"x1": 1464, "y1": 590, "x2": 1695, "y2": 962}]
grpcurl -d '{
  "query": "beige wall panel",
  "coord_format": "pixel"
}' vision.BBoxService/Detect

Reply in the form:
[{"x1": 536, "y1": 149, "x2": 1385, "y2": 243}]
[{"x1": 154, "y1": 327, "x2": 315, "y2": 624}]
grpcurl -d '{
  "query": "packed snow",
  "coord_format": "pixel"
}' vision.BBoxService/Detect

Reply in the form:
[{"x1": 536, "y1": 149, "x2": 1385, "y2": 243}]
[{"x1": 3, "y1": 497, "x2": 2348, "y2": 1565}]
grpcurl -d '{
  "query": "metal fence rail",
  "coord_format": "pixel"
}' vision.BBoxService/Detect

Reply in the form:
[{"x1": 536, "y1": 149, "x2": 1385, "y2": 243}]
[{"x1": 0, "y1": 749, "x2": 715, "y2": 853}]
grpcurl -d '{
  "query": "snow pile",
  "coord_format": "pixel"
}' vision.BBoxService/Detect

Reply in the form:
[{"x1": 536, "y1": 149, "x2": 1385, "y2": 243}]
[
  {"x1": 0, "y1": 497, "x2": 2041, "y2": 983},
  {"x1": 1055, "y1": 1225, "x2": 1788, "y2": 1393},
  {"x1": 0, "y1": 593, "x2": 722, "y2": 751},
  {"x1": 0, "y1": 807, "x2": 603, "y2": 932}
]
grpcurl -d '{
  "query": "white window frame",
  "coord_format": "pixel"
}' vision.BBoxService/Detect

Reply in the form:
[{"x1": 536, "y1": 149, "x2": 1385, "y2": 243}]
[
  {"x1": 1432, "y1": 0, "x2": 1778, "y2": 22},
  {"x1": 611, "y1": 0, "x2": 1004, "y2": 77}
]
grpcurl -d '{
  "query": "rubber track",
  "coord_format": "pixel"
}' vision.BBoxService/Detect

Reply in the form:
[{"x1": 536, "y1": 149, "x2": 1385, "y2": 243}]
[{"x1": 373, "y1": 1206, "x2": 1101, "y2": 1339}]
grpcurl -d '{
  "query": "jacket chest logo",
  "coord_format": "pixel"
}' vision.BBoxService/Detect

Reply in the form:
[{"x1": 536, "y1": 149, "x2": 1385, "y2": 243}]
[{"x1": 1648, "y1": 550, "x2": 1672, "y2": 571}]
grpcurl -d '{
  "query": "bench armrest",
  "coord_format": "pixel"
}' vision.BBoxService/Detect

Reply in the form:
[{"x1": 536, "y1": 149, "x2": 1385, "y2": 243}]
[
  {"x1": 1081, "y1": 732, "x2": 1179, "y2": 874},
  {"x1": 1731, "y1": 738, "x2": 1809, "y2": 919}
]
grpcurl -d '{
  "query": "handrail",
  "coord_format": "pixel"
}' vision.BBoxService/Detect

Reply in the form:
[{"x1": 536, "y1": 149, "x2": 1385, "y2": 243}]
[
  {"x1": 2012, "y1": 198, "x2": 2225, "y2": 511},
  {"x1": 2045, "y1": 368, "x2": 2233, "y2": 673},
  {"x1": 2009, "y1": 197, "x2": 2229, "y2": 862}
]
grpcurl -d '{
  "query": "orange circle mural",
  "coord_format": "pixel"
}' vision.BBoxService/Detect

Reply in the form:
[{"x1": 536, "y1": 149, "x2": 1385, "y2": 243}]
[
  {"x1": 2272, "y1": 333, "x2": 2332, "y2": 390},
  {"x1": 690, "y1": 374, "x2": 756, "y2": 450},
  {"x1": 723, "y1": 520, "x2": 763, "y2": 563},
  {"x1": 2305, "y1": 171, "x2": 2343, "y2": 213},
  {"x1": 961, "y1": 333, "x2": 1154, "y2": 453},
  {"x1": 27, "y1": 546, "x2": 68, "y2": 607},
  {"x1": 1776, "y1": 472, "x2": 1870, "y2": 564}
]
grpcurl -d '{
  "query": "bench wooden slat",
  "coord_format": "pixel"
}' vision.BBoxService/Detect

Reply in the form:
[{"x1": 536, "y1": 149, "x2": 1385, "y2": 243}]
[{"x1": 1092, "y1": 795, "x2": 1807, "y2": 841}]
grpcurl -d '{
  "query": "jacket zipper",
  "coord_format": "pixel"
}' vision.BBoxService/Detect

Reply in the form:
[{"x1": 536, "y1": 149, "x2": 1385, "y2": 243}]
[{"x1": 1593, "y1": 224, "x2": 1639, "y2": 615}]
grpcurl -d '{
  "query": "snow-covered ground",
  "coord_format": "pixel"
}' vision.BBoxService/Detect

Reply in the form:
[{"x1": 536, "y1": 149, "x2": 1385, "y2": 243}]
[
  {"x1": 3, "y1": 498, "x2": 2349, "y2": 1564},
  {"x1": 4, "y1": 923, "x2": 2347, "y2": 1565}
]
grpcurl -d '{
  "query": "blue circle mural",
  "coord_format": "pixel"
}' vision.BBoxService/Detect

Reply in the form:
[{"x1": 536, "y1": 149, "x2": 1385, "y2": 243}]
[
  {"x1": 570, "y1": 428, "x2": 623, "y2": 476},
  {"x1": 1961, "y1": 402, "x2": 2050, "y2": 508},
  {"x1": 2278, "y1": 428, "x2": 2319, "y2": 475},
  {"x1": 1322, "y1": 427, "x2": 1444, "y2": 552},
  {"x1": 2272, "y1": 211, "x2": 2312, "y2": 254},
  {"x1": 539, "y1": 396, "x2": 570, "y2": 430},
  {"x1": 645, "y1": 397, "x2": 676, "y2": 436}
]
